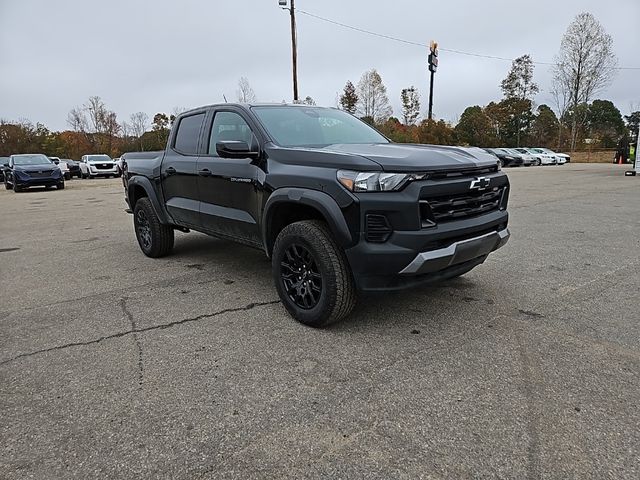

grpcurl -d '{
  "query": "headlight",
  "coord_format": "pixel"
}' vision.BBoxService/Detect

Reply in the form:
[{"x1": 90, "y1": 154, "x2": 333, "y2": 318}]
[{"x1": 337, "y1": 170, "x2": 426, "y2": 192}]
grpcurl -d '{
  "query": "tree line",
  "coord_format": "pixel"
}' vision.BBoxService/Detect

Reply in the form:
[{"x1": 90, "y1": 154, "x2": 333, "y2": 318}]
[{"x1": 1, "y1": 12, "x2": 637, "y2": 159}]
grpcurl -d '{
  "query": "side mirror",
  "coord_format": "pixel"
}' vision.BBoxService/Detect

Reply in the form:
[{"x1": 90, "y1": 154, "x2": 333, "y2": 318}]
[
  {"x1": 216, "y1": 141, "x2": 259, "y2": 159},
  {"x1": 52, "y1": 159, "x2": 59, "y2": 164},
  {"x1": 3, "y1": 163, "x2": 8, "y2": 168}
]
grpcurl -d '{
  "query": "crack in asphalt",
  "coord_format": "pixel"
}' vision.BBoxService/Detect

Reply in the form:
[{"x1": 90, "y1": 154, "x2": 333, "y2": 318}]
[
  {"x1": 120, "y1": 297, "x2": 144, "y2": 389},
  {"x1": 1, "y1": 271, "x2": 213, "y2": 316},
  {"x1": 0, "y1": 300, "x2": 280, "y2": 368}
]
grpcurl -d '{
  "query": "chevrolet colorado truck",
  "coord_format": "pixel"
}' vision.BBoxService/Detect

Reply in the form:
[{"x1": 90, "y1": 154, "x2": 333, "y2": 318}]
[{"x1": 123, "y1": 104, "x2": 510, "y2": 327}]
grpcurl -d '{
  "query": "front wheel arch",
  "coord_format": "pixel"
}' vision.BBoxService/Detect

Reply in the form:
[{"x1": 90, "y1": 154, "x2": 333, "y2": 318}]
[{"x1": 262, "y1": 188, "x2": 354, "y2": 257}]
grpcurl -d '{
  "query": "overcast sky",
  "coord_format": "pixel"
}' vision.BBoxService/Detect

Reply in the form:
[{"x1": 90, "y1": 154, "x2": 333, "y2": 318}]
[{"x1": 1, "y1": 0, "x2": 638, "y2": 131}]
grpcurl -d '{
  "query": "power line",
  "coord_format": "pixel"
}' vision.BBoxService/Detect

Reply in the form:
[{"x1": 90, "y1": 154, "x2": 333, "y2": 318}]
[{"x1": 296, "y1": 9, "x2": 640, "y2": 71}]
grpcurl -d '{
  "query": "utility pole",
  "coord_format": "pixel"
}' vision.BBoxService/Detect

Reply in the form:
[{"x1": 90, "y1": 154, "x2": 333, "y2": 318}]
[
  {"x1": 279, "y1": 0, "x2": 299, "y2": 102},
  {"x1": 428, "y1": 40, "x2": 438, "y2": 120}
]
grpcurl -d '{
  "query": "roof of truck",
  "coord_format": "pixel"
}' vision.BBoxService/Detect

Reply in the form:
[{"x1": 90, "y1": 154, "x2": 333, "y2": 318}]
[{"x1": 179, "y1": 103, "x2": 335, "y2": 116}]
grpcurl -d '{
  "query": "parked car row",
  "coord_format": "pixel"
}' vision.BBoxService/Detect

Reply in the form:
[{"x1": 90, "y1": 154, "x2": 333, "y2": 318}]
[
  {"x1": 1, "y1": 153, "x2": 120, "y2": 192},
  {"x1": 483, "y1": 147, "x2": 570, "y2": 167}
]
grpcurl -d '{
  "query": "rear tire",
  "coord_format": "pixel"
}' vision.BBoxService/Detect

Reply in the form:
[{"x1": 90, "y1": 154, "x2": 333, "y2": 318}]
[
  {"x1": 133, "y1": 197, "x2": 174, "y2": 258},
  {"x1": 272, "y1": 220, "x2": 356, "y2": 327}
]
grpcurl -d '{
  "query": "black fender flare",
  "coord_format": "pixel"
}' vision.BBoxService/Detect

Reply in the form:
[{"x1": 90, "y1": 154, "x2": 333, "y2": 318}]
[
  {"x1": 262, "y1": 188, "x2": 353, "y2": 255},
  {"x1": 127, "y1": 176, "x2": 172, "y2": 225}
]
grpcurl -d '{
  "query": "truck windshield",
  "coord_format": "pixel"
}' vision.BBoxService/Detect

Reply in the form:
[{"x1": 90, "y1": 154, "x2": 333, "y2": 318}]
[{"x1": 252, "y1": 106, "x2": 389, "y2": 147}]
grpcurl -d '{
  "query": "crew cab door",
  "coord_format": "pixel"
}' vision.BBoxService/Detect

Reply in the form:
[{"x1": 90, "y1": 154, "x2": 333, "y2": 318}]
[
  {"x1": 161, "y1": 111, "x2": 206, "y2": 227},
  {"x1": 196, "y1": 108, "x2": 261, "y2": 244}
]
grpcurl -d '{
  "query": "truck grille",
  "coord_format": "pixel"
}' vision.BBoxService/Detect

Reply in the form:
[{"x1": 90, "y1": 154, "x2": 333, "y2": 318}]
[
  {"x1": 95, "y1": 163, "x2": 114, "y2": 170},
  {"x1": 429, "y1": 165, "x2": 499, "y2": 180},
  {"x1": 26, "y1": 170, "x2": 54, "y2": 178},
  {"x1": 421, "y1": 187, "x2": 504, "y2": 223}
]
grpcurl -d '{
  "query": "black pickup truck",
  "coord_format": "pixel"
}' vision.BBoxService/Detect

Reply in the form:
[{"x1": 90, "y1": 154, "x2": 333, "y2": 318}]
[{"x1": 123, "y1": 104, "x2": 510, "y2": 326}]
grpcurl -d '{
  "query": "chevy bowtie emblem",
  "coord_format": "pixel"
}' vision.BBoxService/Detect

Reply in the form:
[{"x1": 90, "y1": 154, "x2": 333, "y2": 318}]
[{"x1": 470, "y1": 176, "x2": 490, "y2": 190}]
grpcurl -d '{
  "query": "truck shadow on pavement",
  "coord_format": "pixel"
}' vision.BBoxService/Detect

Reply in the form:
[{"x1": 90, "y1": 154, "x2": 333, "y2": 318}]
[{"x1": 166, "y1": 233, "x2": 499, "y2": 332}]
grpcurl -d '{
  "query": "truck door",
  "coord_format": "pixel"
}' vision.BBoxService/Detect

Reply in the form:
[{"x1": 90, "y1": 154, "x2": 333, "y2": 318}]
[
  {"x1": 196, "y1": 109, "x2": 261, "y2": 244},
  {"x1": 161, "y1": 112, "x2": 205, "y2": 227}
]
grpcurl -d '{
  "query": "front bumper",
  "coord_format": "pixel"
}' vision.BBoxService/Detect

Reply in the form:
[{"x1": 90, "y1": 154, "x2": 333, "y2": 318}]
[
  {"x1": 15, "y1": 177, "x2": 62, "y2": 187},
  {"x1": 399, "y1": 228, "x2": 509, "y2": 275},
  {"x1": 89, "y1": 165, "x2": 118, "y2": 176},
  {"x1": 345, "y1": 209, "x2": 509, "y2": 291}
]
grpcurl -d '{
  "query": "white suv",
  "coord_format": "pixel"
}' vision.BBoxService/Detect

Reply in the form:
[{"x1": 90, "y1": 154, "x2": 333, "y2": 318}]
[{"x1": 80, "y1": 154, "x2": 119, "y2": 178}]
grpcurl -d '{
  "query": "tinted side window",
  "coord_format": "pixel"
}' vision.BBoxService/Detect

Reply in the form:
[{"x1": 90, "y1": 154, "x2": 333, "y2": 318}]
[
  {"x1": 208, "y1": 112, "x2": 254, "y2": 155},
  {"x1": 174, "y1": 113, "x2": 205, "y2": 154}
]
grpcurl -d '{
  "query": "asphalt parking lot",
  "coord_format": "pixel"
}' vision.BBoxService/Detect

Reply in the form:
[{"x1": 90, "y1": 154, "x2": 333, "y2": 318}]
[{"x1": 1, "y1": 163, "x2": 639, "y2": 479}]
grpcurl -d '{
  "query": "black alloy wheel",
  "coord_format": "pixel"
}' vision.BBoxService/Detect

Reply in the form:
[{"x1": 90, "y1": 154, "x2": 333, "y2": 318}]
[
  {"x1": 136, "y1": 208, "x2": 153, "y2": 251},
  {"x1": 132, "y1": 197, "x2": 174, "y2": 257},
  {"x1": 280, "y1": 243, "x2": 323, "y2": 310},
  {"x1": 272, "y1": 220, "x2": 357, "y2": 327}
]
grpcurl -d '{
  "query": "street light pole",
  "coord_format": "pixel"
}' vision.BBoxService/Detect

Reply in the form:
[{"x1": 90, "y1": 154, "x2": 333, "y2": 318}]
[
  {"x1": 428, "y1": 69, "x2": 435, "y2": 120},
  {"x1": 428, "y1": 40, "x2": 438, "y2": 120},
  {"x1": 284, "y1": 0, "x2": 299, "y2": 103}
]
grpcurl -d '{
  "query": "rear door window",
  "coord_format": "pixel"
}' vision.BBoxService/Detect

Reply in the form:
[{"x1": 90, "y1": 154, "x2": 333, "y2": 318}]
[{"x1": 174, "y1": 113, "x2": 205, "y2": 154}]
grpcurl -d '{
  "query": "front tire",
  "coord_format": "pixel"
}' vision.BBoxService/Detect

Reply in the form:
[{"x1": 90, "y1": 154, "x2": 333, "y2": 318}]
[
  {"x1": 272, "y1": 220, "x2": 356, "y2": 327},
  {"x1": 57, "y1": 181, "x2": 65, "y2": 190},
  {"x1": 133, "y1": 197, "x2": 174, "y2": 258}
]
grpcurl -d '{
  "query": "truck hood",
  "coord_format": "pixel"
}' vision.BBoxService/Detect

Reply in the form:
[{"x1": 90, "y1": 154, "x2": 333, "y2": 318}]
[{"x1": 318, "y1": 143, "x2": 498, "y2": 172}]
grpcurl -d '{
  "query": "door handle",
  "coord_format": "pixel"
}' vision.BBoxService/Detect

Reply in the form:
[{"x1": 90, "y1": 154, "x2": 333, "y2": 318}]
[
  {"x1": 165, "y1": 167, "x2": 176, "y2": 175},
  {"x1": 198, "y1": 169, "x2": 212, "y2": 177}
]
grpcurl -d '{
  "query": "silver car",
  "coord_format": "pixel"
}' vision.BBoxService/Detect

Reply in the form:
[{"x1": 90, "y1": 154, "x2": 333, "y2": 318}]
[{"x1": 503, "y1": 148, "x2": 536, "y2": 166}]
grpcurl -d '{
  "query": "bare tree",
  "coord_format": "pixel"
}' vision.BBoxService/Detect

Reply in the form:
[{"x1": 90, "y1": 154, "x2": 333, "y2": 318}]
[
  {"x1": 237, "y1": 77, "x2": 257, "y2": 103},
  {"x1": 67, "y1": 107, "x2": 88, "y2": 133},
  {"x1": 552, "y1": 12, "x2": 617, "y2": 150},
  {"x1": 67, "y1": 96, "x2": 120, "y2": 153},
  {"x1": 356, "y1": 69, "x2": 393, "y2": 123},
  {"x1": 85, "y1": 96, "x2": 110, "y2": 135},
  {"x1": 551, "y1": 80, "x2": 571, "y2": 149},
  {"x1": 172, "y1": 106, "x2": 187, "y2": 117},
  {"x1": 129, "y1": 112, "x2": 149, "y2": 151}
]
